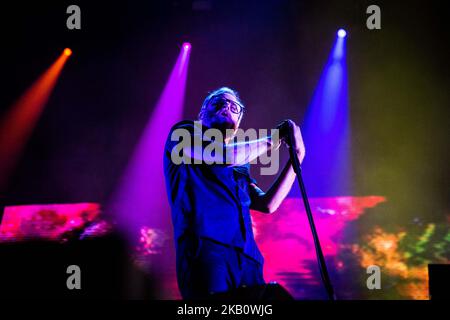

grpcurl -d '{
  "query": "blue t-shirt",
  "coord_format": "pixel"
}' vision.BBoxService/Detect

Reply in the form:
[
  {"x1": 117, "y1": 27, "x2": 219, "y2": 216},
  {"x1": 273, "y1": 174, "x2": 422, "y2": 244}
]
[{"x1": 163, "y1": 120, "x2": 264, "y2": 264}]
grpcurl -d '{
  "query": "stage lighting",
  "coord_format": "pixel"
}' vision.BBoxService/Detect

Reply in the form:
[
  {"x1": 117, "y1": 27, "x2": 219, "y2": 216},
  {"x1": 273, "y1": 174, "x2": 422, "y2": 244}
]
[
  {"x1": 0, "y1": 49, "x2": 71, "y2": 189},
  {"x1": 107, "y1": 40, "x2": 191, "y2": 257},
  {"x1": 337, "y1": 29, "x2": 347, "y2": 38},
  {"x1": 64, "y1": 48, "x2": 72, "y2": 56},
  {"x1": 182, "y1": 42, "x2": 191, "y2": 51}
]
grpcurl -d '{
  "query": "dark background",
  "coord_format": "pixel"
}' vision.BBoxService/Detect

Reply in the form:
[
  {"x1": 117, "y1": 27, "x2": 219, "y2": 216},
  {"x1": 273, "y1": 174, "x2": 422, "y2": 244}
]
[{"x1": 0, "y1": 0, "x2": 449, "y2": 250}]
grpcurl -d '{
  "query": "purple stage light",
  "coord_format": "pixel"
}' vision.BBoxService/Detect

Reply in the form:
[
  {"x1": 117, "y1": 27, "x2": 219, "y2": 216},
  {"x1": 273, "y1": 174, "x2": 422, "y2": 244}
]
[
  {"x1": 337, "y1": 29, "x2": 347, "y2": 38},
  {"x1": 108, "y1": 43, "x2": 191, "y2": 251},
  {"x1": 182, "y1": 42, "x2": 191, "y2": 51}
]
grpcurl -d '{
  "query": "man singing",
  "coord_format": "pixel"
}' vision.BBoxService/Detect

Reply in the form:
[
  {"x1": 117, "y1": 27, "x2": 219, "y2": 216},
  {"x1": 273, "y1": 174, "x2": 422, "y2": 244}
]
[{"x1": 163, "y1": 87, "x2": 305, "y2": 299}]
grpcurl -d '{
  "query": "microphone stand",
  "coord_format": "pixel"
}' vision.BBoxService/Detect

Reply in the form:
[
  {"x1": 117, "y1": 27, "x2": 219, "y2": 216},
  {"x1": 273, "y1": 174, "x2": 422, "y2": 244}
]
[{"x1": 287, "y1": 125, "x2": 336, "y2": 300}]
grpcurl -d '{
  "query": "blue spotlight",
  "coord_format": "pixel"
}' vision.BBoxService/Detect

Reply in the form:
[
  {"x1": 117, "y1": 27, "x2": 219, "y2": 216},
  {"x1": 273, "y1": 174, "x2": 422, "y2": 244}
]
[
  {"x1": 299, "y1": 26, "x2": 351, "y2": 197},
  {"x1": 337, "y1": 29, "x2": 347, "y2": 38}
]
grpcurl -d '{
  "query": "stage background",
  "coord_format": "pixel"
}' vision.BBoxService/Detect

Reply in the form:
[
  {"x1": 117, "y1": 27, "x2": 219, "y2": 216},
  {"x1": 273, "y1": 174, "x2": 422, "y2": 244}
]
[{"x1": 0, "y1": 0, "x2": 448, "y2": 299}]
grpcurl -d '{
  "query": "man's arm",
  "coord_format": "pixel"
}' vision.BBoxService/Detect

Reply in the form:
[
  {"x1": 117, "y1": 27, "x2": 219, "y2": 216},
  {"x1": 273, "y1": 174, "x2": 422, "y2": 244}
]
[
  {"x1": 250, "y1": 121, "x2": 305, "y2": 213},
  {"x1": 250, "y1": 159, "x2": 296, "y2": 213}
]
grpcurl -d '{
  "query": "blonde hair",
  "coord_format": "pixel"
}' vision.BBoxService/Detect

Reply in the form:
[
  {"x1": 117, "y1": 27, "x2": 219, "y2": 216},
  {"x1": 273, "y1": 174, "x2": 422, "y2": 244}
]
[{"x1": 198, "y1": 87, "x2": 245, "y2": 121}]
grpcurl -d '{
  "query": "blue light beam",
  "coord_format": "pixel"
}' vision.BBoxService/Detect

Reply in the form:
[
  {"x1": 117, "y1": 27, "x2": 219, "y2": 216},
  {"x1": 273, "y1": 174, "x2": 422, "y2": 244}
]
[{"x1": 300, "y1": 32, "x2": 352, "y2": 197}]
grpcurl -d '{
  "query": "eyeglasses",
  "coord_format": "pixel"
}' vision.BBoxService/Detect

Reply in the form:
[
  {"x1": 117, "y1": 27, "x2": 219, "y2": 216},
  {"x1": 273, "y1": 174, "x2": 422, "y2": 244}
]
[{"x1": 210, "y1": 97, "x2": 245, "y2": 115}]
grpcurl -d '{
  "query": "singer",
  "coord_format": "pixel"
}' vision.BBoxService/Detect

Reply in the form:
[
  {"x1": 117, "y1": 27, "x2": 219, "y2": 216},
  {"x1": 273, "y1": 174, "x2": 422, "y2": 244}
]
[{"x1": 163, "y1": 87, "x2": 305, "y2": 299}]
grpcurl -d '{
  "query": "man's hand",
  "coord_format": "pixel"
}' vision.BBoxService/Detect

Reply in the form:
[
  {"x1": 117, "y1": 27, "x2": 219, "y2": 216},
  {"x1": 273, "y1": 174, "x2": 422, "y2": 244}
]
[{"x1": 276, "y1": 119, "x2": 306, "y2": 163}]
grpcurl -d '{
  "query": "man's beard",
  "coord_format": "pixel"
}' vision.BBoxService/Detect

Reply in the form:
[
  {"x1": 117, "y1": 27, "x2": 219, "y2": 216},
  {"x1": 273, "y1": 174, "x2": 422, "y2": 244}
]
[
  {"x1": 203, "y1": 112, "x2": 237, "y2": 137},
  {"x1": 212, "y1": 117, "x2": 235, "y2": 132}
]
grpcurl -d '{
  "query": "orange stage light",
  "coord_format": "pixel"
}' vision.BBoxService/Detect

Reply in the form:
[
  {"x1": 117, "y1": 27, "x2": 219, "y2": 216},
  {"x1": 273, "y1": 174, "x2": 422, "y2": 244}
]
[
  {"x1": 64, "y1": 48, "x2": 72, "y2": 56},
  {"x1": 0, "y1": 49, "x2": 71, "y2": 190}
]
